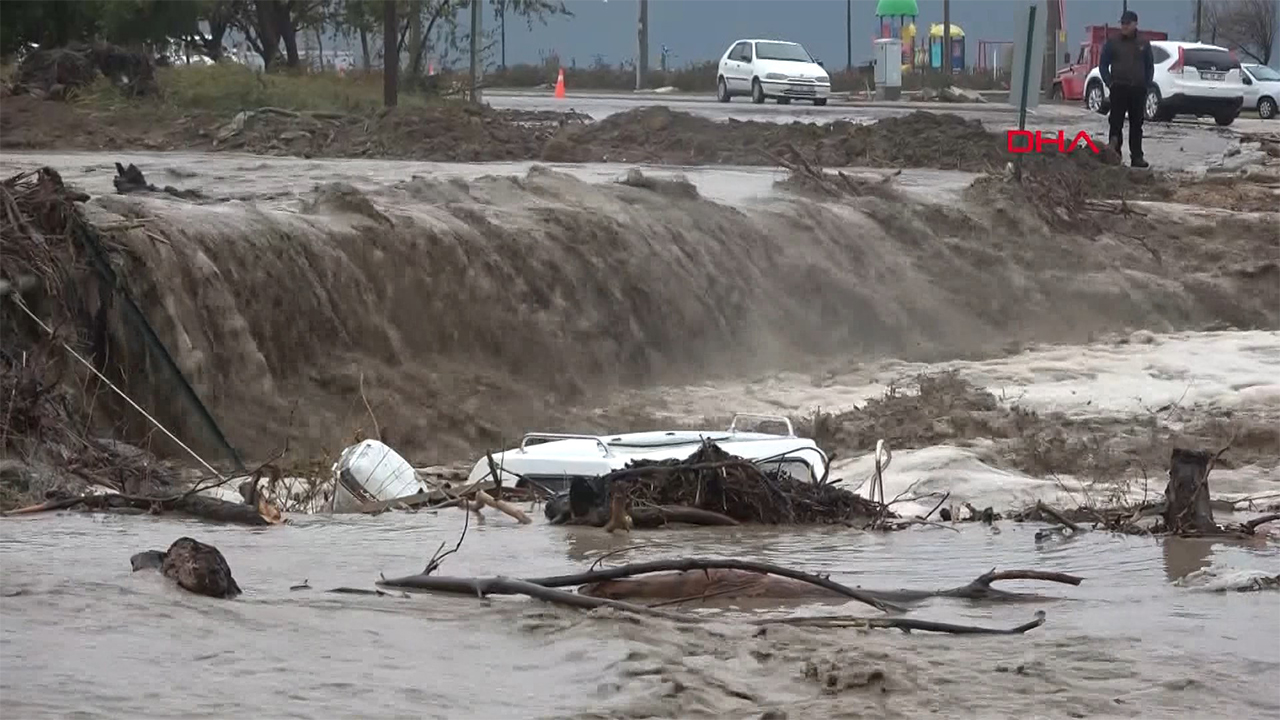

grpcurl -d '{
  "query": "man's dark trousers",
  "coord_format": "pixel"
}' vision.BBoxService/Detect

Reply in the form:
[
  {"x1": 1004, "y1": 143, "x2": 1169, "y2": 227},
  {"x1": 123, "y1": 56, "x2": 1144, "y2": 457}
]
[{"x1": 1108, "y1": 84, "x2": 1146, "y2": 161}]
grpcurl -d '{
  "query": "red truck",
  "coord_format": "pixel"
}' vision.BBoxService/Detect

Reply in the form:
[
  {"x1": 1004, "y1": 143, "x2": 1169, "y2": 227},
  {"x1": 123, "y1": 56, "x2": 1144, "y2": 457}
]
[{"x1": 1050, "y1": 24, "x2": 1169, "y2": 101}]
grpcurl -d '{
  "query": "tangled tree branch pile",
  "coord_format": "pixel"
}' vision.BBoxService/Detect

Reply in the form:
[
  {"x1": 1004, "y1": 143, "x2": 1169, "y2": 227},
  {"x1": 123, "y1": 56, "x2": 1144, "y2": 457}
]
[
  {"x1": 0, "y1": 168, "x2": 182, "y2": 509},
  {"x1": 0, "y1": 169, "x2": 273, "y2": 525},
  {"x1": 7, "y1": 44, "x2": 159, "y2": 99},
  {"x1": 553, "y1": 442, "x2": 891, "y2": 527}
]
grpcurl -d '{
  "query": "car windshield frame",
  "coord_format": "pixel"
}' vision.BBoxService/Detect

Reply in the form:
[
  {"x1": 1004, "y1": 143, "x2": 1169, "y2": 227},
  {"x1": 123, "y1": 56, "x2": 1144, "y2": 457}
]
[
  {"x1": 1247, "y1": 64, "x2": 1280, "y2": 81},
  {"x1": 754, "y1": 41, "x2": 814, "y2": 63}
]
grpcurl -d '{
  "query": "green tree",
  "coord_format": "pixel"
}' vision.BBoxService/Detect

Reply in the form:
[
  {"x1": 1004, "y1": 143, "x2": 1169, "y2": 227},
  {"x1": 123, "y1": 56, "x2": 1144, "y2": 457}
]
[{"x1": 0, "y1": 0, "x2": 106, "y2": 56}]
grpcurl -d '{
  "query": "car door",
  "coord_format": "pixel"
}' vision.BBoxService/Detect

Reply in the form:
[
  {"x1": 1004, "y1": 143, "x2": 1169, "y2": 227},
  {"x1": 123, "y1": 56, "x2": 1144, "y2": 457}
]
[
  {"x1": 1241, "y1": 66, "x2": 1261, "y2": 107},
  {"x1": 727, "y1": 42, "x2": 753, "y2": 91},
  {"x1": 1062, "y1": 46, "x2": 1089, "y2": 99}
]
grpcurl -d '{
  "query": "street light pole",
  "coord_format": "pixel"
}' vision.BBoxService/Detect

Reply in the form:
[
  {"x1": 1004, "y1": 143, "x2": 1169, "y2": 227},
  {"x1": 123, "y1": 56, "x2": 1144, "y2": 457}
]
[
  {"x1": 846, "y1": 0, "x2": 852, "y2": 71},
  {"x1": 943, "y1": 0, "x2": 951, "y2": 74}
]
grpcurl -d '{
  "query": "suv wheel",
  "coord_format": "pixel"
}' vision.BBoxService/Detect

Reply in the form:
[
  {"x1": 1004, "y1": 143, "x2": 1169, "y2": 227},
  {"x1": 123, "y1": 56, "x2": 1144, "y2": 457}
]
[
  {"x1": 1144, "y1": 87, "x2": 1162, "y2": 121},
  {"x1": 1259, "y1": 97, "x2": 1277, "y2": 120},
  {"x1": 751, "y1": 78, "x2": 765, "y2": 104},
  {"x1": 1086, "y1": 82, "x2": 1105, "y2": 114},
  {"x1": 1214, "y1": 112, "x2": 1236, "y2": 127}
]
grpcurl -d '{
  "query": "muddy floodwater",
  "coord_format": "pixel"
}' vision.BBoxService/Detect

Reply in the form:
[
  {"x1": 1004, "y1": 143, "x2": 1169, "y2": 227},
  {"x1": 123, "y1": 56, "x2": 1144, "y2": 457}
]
[{"x1": 2, "y1": 512, "x2": 1277, "y2": 719}]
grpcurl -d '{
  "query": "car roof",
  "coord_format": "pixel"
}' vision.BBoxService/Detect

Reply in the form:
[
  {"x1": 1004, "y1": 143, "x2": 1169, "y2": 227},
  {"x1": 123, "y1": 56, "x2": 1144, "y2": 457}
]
[
  {"x1": 734, "y1": 39, "x2": 801, "y2": 45},
  {"x1": 1151, "y1": 40, "x2": 1231, "y2": 52}
]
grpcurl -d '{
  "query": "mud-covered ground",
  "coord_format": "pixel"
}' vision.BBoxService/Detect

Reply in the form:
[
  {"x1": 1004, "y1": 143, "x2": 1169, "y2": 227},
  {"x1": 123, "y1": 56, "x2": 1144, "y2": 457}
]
[{"x1": 6, "y1": 94, "x2": 1278, "y2": 214}]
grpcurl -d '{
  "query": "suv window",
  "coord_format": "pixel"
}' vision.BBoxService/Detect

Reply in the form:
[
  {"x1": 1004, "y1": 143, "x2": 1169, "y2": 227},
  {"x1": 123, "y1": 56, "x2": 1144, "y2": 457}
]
[
  {"x1": 1183, "y1": 48, "x2": 1238, "y2": 70},
  {"x1": 731, "y1": 42, "x2": 752, "y2": 62},
  {"x1": 1151, "y1": 46, "x2": 1170, "y2": 63}
]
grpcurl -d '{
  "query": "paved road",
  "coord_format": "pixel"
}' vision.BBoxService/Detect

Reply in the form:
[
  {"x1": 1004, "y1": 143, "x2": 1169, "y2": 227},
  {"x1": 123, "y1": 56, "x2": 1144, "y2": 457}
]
[{"x1": 486, "y1": 88, "x2": 1268, "y2": 172}]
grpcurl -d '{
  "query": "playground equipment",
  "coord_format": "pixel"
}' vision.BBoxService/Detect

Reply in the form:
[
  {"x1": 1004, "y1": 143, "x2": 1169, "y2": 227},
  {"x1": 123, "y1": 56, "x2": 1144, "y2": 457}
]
[
  {"x1": 928, "y1": 22, "x2": 965, "y2": 72},
  {"x1": 976, "y1": 40, "x2": 1014, "y2": 78},
  {"x1": 875, "y1": 0, "x2": 918, "y2": 68}
]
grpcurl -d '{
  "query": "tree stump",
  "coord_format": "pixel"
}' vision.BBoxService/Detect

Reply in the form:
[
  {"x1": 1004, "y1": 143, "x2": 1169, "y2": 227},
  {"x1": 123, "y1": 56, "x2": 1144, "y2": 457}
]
[{"x1": 1163, "y1": 448, "x2": 1218, "y2": 535}]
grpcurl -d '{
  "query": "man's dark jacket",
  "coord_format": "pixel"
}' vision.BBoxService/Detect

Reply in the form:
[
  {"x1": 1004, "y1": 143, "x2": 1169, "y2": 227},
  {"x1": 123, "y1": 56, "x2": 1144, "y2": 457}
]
[{"x1": 1099, "y1": 35, "x2": 1155, "y2": 88}]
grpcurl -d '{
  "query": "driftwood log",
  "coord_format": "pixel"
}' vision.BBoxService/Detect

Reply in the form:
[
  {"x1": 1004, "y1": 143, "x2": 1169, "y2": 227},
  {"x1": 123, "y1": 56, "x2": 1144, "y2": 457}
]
[
  {"x1": 1162, "y1": 448, "x2": 1219, "y2": 535},
  {"x1": 375, "y1": 563, "x2": 1069, "y2": 635},
  {"x1": 384, "y1": 558, "x2": 902, "y2": 612},
  {"x1": 373, "y1": 572, "x2": 1047, "y2": 634},
  {"x1": 631, "y1": 505, "x2": 740, "y2": 527},
  {"x1": 4, "y1": 491, "x2": 277, "y2": 526},
  {"x1": 383, "y1": 560, "x2": 1084, "y2": 612},
  {"x1": 574, "y1": 567, "x2": 1083, "y2": 604}
]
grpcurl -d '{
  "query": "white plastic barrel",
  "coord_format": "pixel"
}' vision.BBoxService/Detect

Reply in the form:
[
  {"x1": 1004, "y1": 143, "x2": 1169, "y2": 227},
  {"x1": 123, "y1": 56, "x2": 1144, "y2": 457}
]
[{"x1": 331, "y1": 439, "x2": 421, "y2": 513}]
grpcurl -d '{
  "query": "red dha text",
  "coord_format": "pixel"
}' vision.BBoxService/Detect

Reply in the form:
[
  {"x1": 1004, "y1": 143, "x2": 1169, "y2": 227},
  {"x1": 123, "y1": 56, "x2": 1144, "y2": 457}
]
[{"x1": 1006, "y1": 130, "x2": 1101, "y2": 154}]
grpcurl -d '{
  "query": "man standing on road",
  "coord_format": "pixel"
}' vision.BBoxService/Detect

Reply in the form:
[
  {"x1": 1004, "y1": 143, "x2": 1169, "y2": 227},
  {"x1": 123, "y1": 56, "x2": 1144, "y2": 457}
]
[{"x1": 1099, "y1": 10, "x2": 1154, "y2": 168}]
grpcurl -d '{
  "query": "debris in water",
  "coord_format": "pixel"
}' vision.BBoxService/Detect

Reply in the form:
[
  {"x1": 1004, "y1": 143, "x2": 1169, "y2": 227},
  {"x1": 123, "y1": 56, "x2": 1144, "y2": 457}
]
[
  {"x1": 547, "y1": 441, "x2": 888, "y2": 527},
  {"x1": 112, "y1": 162, "x2": 204, "y2": 201},
  {"x1": 130, "y1": 537, "x2": 242, "y2": 599}
]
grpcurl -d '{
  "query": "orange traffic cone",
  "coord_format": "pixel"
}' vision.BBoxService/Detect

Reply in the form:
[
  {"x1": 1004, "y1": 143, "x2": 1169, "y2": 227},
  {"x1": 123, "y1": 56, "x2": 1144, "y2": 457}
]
[{"x1": 554, "y1": 68, "x2": 566, "y2": 99}]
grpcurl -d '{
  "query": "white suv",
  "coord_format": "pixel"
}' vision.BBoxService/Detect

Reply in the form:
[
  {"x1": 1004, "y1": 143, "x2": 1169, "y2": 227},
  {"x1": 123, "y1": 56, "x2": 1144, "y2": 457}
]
[
  {"x1": 1084, "y1": 41, "x2": 1245, "y2": 125},
  {"x1": 716, "y1": 38, "x2": 831, "y2": 105}
]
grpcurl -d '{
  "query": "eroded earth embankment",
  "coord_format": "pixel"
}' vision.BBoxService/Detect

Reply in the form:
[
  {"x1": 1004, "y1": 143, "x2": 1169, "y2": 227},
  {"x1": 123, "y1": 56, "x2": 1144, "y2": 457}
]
[{"x1": 3, "y1": 157, "x2": 1275, "y2": 485}]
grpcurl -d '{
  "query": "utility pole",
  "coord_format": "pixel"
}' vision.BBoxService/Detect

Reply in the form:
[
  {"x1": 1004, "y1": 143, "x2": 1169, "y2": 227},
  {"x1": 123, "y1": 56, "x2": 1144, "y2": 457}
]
[
  {"x1": 943, "y1": 0, "x2": 951, "y2": 74},
  {"x1": 846, "y1": 0, "x2": 852, "y2": 71},
  {"x1": 501, "y1": 1, "x2": 507, "y2": 69},
  {"x1": 383, "y1": 0, "x2": 397, "y2": 107},
  {"x1": 470, "y1": 0, "x2": 482, "y2": 103},
  {"x1": 1044, "y1": 0, "x2": 1060, "y2": 98},
  {"x1": 1123, "y1": 0, "x2": 1128, "y2": 13},
  {"x1": 636, "y1": 0, "x2": 649, "y2": 90},
  {"x1": 1195, "y1": 0, "x2": 1203, "y2": 42}
]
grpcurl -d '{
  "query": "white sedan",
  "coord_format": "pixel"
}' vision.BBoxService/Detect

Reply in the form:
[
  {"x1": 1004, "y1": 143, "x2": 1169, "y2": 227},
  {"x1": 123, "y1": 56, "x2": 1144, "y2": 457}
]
[
  {"x1": 1241, "y1": 64, "x2": 1279, "y2": 120},
  {"x1": 716, "y1": 38, "x2": 831, "y2": 106}
]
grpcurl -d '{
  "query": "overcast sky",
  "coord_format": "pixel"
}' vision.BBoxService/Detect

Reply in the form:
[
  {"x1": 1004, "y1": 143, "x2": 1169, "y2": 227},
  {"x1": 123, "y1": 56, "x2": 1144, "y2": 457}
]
[{"x1": 481, "y1": 0, "x2": 1278, "y2": 68}]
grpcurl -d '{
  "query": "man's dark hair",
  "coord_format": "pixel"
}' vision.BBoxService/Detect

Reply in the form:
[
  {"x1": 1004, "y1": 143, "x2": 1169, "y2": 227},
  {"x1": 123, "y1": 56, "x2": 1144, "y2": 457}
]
[{"x1": 1120, "y1": 10, "x2": 1138, "y2": 23}]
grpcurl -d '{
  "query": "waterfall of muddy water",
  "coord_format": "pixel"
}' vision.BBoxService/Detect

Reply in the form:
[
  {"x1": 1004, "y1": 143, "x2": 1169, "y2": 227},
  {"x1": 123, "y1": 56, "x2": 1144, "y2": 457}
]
[
  {"x1": 1, "y1": 514, "x2": 1277, "y2": 719},
  {"x1": 0, "y1": 152, "x2": 1273, "y2": 464}
]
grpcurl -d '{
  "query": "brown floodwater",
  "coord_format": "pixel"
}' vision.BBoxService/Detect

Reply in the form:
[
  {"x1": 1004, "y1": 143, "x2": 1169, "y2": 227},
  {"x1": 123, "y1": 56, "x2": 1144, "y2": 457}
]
[{"x1": 1, "y1": 511, "x2": 1277, "y2": 719}]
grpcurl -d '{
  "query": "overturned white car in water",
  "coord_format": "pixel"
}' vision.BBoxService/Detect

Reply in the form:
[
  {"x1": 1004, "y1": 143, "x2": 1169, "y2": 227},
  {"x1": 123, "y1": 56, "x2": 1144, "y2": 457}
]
[{"x1": 465, "y1": 414, "x2": 830, "y2": 492}]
